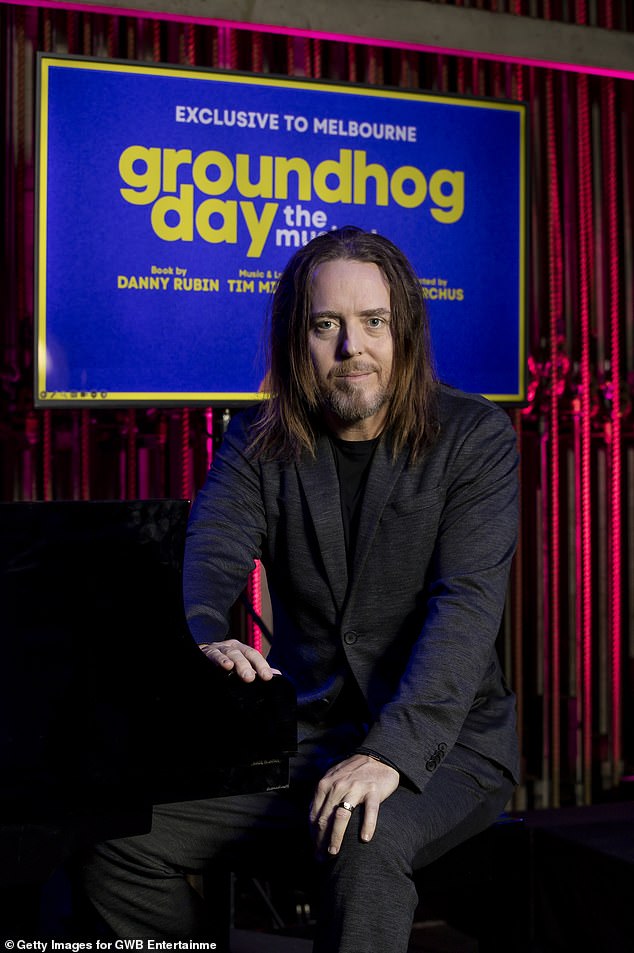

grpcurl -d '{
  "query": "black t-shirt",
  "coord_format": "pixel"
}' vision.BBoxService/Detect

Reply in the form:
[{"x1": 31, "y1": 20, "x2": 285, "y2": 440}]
[
  {"x1": 324, "y1": 434, "x2": 379, "y2": 727},
  {"x1": 328, "y1": 434, "x2": 380, "y2": 565}
]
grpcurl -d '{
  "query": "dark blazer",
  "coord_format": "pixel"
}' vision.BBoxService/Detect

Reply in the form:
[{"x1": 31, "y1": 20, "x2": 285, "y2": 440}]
[{"x1": 184, "y1": 384, "x2": 520, "y2": 794}]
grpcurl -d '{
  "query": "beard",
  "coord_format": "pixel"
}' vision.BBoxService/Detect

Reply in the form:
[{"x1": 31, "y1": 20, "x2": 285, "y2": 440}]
[{"x1": 317, "y1": 362, "x2": 391, "y2": 423}]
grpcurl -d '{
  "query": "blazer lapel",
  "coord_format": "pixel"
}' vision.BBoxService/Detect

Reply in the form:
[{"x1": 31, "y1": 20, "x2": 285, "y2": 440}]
[{"x1": 295, "y1": 434, "x2": 349, "y2": 610}]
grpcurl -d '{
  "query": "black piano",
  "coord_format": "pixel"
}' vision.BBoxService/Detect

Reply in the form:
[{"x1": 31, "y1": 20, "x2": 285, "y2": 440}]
[{"x1": 0, "y1": 500, "x2": 296, "y2": 935}]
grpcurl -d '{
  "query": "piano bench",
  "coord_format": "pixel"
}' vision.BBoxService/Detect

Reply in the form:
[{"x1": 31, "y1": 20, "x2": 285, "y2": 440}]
[
  {"x1": 190, "y1": 815, "x2": 528, "y2": 952},
  {"x1": 192, "y1": 866, "x2": 317, "y2": 951},
  {"x1": 233, "y1": 815, "x2": 528, "y2": 952}
]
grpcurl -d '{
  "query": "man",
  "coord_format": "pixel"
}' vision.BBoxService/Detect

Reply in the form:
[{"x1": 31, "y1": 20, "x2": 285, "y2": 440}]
[{"x1": 84, "y1": 227, "x2": 519, "y2": 951}]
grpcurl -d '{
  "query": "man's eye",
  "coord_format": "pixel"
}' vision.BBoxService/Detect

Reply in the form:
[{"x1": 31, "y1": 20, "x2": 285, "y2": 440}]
[
  {"x1": 314, "y1": 320, "x2": 335, "y2": 331},
  {"x1": 367, "y1": 317, "x2": 384, "y2": 328}
]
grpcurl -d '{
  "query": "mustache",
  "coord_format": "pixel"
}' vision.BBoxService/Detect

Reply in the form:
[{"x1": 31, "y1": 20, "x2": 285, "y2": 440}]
[{"x1": 329, "y1": 361, "x2": 379, "y2": 379}]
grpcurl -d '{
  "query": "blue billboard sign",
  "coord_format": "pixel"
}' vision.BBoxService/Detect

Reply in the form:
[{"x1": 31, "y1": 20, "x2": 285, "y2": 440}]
[{"x1": 36, "y1": 55, "x2": 527, "y2": 405}]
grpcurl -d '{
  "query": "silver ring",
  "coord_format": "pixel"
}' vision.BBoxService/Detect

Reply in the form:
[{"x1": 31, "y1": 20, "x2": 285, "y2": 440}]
[{"x1": 339, "y1": 800, "x2": 355, "y2": 812}]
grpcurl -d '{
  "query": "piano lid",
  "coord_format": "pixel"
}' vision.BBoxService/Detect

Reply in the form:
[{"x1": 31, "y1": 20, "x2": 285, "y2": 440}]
[{"x1": 0, "y1": 499, "x2": 296, "y2": 823}]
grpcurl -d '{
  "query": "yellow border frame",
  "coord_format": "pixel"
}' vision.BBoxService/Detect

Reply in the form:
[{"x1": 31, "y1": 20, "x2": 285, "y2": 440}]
[{"x1": 36, "y1": 55, "x2": 527, "y2": 406}]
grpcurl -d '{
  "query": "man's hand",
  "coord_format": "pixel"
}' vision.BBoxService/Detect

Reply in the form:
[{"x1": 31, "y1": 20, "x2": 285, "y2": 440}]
[
  {"x1": 198, "y1": 639, "x2": 281, "y2": 682},
  {"x1": 309, "y1": 754, "x2": 399, "y2": 859}
]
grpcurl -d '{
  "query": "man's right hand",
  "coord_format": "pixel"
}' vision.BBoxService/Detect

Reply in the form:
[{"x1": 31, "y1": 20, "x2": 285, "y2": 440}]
[{"x1": 198, "y1": 639, "x2": 281, "y2": 682}]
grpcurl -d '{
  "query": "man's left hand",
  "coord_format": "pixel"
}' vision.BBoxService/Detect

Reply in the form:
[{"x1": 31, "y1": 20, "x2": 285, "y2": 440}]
[{"x1": 309, "y1": 754, "x2": 399, "y2": 859}]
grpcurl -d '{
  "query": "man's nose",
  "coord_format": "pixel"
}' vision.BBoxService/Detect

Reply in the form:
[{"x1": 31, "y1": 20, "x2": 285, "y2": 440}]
[{"x1": 340, "y1": 326, "x2": 363, "y2": 357}]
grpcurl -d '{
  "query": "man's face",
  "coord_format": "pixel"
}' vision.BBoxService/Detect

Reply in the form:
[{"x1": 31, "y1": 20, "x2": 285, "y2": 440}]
[{"x1": 308, "y1": 258, "x2": 393, "y2": 440}]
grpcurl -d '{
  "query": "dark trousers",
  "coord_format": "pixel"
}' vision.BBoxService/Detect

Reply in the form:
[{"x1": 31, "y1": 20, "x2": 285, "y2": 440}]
[{"x1": 82, "y1": 740, "x2": 514, "y2": 953}]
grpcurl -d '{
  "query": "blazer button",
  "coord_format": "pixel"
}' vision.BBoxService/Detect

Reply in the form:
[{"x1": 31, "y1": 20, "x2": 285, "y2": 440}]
[{"x1": 343, "y1": 630, "x2": 358, "y2": 645}]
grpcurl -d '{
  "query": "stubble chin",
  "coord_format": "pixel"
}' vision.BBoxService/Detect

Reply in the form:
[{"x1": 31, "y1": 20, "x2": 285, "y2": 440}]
[{"x1": 321, "y1": 381, "x2": 390, "y2": 423}]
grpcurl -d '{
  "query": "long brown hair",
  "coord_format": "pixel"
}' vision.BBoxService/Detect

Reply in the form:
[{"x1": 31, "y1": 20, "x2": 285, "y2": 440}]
[{"x1": 250, "y1": 226, "x2": 439, "y2": 462}]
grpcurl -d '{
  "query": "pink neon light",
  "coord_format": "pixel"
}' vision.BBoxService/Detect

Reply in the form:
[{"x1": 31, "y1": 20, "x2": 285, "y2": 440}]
[
  {"x1": 572, "y1": 402, "x2": 583, "y2": 787},
  {"x1": 81, "y1": 408, "x2": 90, "y2": 500},
  {"x1": 603, "y1": 64, "x2": 623, "y2": 776},
  {"x1": 181, "y1": 408, "x2": 191, "y2": 500},
  {"x1": 248, "y1": 562, "x2": 263, "y2": 654},
  {"x1": 3, "y1": 0, "x2": 634, "y2": 81},
  {"x1": 546, "y1": 62, "x2": 562, "y2": 803},
  {"x1": 540, "y1": 426, "x2": 552, "y2": 785},
  {"x1": 43, "y1": 409, "x2": 53, "y2": 501},
  {"x1": 577, "y1": 68, "x2": 594, "y2": 801},
  {"x1": 205, "y1": 408, "x2": 214, "y2": 472}
]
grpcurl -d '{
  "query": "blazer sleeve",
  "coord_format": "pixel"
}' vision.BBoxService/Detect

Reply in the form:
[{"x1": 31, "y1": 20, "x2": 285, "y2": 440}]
[
  {"x1": 183, "y1": 412, "x2": 266, "y2": 645},
  {"x1": 359, "y1": 405, "x2": 519, "y2": 792}
]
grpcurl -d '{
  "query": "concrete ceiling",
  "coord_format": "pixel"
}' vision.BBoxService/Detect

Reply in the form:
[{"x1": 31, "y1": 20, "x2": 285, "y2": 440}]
[{"x1": 9, "y1": 0, "x2": 634, "y2": 77}]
